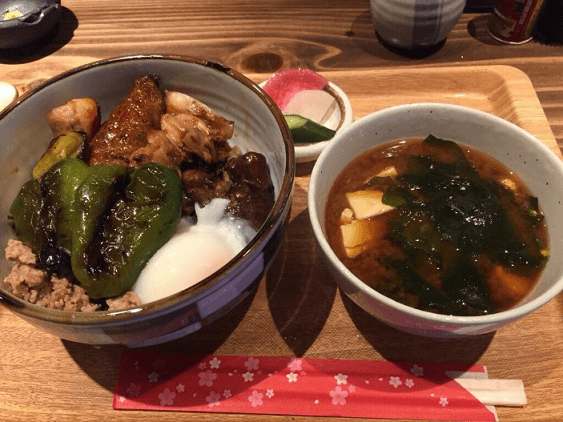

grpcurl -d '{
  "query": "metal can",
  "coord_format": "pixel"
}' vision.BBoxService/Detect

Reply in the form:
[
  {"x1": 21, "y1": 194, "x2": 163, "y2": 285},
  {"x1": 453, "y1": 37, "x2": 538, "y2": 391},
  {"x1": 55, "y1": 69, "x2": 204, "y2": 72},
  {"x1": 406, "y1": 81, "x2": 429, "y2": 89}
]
[{"x1": 487, "y1": 0, "x2": 546, "y2": 44}]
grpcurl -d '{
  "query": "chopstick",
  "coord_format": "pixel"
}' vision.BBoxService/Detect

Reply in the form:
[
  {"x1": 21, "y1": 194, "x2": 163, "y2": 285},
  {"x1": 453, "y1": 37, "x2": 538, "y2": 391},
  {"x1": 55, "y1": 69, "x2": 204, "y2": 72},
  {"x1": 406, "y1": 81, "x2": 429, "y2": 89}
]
[{"x1": 454, "y1": 378, "x2": 527, "y2": 407}]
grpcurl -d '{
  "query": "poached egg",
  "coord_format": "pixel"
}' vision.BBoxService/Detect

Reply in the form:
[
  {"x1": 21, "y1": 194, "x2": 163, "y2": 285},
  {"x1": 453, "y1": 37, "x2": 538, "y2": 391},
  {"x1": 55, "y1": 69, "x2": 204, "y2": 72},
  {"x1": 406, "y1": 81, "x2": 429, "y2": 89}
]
[{"x1": 131, "y1": 198, "x2": 256, "y2": 303}]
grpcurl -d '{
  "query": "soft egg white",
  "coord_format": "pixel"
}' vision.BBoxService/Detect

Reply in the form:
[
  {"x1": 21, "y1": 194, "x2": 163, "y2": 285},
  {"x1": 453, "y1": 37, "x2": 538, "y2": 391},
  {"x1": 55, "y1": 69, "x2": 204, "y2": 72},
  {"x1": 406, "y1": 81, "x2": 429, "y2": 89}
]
[{"x1": 131, "y1": 198, "x2": 256, "y2": 303}]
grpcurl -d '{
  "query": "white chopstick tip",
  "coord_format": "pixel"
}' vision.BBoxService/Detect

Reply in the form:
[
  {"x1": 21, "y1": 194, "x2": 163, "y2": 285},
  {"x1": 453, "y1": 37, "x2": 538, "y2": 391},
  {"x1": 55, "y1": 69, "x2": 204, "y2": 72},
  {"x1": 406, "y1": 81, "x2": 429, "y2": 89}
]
[
  {"x1": 454, "y1": 378, "x2": 527, "y2": 407},
  {"x1": 0, "y1": 82, "x2": 18, "y2": 112}
]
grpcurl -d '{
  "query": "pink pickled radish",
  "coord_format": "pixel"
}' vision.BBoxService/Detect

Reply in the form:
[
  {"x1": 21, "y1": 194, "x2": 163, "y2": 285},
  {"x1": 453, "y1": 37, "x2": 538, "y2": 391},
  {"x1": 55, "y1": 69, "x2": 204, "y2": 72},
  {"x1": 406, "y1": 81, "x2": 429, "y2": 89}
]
[{"x1": 263, "y1": 68, "x2": 328, "y2": 111}]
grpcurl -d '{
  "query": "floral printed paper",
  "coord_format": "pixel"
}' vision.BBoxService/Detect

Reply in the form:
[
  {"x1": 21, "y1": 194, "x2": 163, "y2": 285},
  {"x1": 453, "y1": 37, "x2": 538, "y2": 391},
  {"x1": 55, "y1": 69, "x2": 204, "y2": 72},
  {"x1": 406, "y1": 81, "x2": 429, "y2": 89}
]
[{"x1": 114, "y1": 352, "x2": 496, "y2": 421}]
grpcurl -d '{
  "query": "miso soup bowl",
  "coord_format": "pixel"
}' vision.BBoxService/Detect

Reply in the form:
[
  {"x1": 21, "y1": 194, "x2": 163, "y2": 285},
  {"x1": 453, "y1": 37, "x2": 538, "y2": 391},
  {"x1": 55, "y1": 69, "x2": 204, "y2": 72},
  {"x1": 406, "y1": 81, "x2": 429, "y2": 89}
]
[
  {"x1": 309, "y1": 103, "x2": 563, "y2": 338},
  {"x1": 0, "y1": 55, "x2": 295, "y2": 346}
]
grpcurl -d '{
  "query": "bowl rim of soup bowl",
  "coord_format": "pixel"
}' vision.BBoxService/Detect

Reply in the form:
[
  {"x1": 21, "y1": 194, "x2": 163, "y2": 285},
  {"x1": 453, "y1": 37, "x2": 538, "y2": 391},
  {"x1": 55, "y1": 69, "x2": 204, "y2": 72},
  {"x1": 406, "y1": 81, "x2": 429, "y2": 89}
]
[
  {"x1": 0, "y1": 54, "x2": 295, "y2": 326},
  {"x1": 308, "y1": 102, "x2": 563, "y2": 331}
]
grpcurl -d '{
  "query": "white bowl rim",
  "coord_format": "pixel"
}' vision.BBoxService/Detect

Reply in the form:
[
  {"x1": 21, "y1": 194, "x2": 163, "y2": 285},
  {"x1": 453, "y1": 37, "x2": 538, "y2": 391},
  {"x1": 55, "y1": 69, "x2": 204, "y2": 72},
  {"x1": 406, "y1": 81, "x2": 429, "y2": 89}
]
[{"x1": 309, "y1": 102, "x2": 563, "y2": 326}]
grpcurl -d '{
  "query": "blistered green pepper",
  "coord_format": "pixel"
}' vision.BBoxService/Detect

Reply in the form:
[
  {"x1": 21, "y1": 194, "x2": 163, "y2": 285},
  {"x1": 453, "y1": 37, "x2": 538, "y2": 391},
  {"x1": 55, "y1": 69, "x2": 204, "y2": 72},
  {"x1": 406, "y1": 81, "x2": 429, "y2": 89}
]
[
  {"x1": 10, "y1": 158, "x2": 90, "y2": 273},
  {"x1": 11, "y1": 159, "x2": 182, "y2": 298},
  {"x1": 40, "y1": 158, "x2": 90, "y2": 252},
  {"x1": 32, "y1": 132, "x2": 86, "y2": 179},
  {"x1": 71, "y1": 163, "x2": 182, "y2": 299},
  {"x1": 10, "y1": 178, "x2": 43, "y2": 250},
  {"x1": 70, "y1": 164, "x2": 129, "y2": 270}
]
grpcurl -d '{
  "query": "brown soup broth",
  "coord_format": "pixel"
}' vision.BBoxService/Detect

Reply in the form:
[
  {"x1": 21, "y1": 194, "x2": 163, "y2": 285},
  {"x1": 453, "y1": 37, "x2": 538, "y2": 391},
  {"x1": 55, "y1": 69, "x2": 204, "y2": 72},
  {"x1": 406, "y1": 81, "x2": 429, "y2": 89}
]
[{"x1": 325, "y1": 137, "x2": 549, "y2": 316}]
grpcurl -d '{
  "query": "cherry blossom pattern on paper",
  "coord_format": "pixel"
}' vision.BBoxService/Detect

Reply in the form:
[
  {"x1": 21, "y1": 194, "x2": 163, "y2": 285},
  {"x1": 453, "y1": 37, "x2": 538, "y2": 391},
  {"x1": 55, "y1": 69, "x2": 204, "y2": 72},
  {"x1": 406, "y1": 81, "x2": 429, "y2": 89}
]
[
  {"x1": 126, "y1": 383, "x2": 141, "y2": 398},
  {"x1": 245, "y1": 356, "x2": 260, "y2": 371},
  {"x1": 114, "y1": 352, "x2": 496, "y2": 421},
  {"x1": 389, "y1": 376, "x2": 402, "y2": 388},
  {"x1": 287, "y1": 358, "x2": 303, "y2": 372},
  {"x1": 410, "y1": 364, "x2": 424, "y2": 377},
  {"x1": 329, "y1": 371, "x2": 356, "y2": 406},
  {"x1": 158, "y1": 388, "x2": 176, "y2": 406},
  {"x1": 198, "y1": 370, "x2": 217, "y2": 387},
  {"x1": 207, "y1": 391, "x2": 221, "y2": 407},
  {"x1": 329, "y1": 386, "x2": 348, "y2": 405},
  {"x1": 249, "y1": 390, "x2": 264, "y2": 407},
  {"x1": 334, "y1": 373, "x2": 348, "y2": 385},
  {"x1": 287, "y1": 372, "x2": 298, "y2": 383}
]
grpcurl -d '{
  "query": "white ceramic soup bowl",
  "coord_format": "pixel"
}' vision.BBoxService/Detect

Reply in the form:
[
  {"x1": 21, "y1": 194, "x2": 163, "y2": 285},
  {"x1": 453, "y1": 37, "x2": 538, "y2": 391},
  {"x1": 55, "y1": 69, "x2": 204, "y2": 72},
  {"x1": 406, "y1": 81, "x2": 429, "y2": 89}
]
[
  {"x1": 0, "y1": 55, "x2": 295, "y2": 346},
  {"x1": 309, "y1": 103, "x2": 563, "y2": 338}
]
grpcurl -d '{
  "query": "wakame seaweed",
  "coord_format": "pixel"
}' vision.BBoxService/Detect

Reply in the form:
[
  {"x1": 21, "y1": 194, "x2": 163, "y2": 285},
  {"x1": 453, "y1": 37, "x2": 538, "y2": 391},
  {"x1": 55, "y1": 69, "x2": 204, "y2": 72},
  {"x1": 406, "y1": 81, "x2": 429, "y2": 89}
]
[
  {"x1": 327, "y1": 135, "x2": 550, "y2": 316},
  {"x1": 384, "y1": 135, "x2": 546, "y2": 315},
  {"x1": 392, "y1": 260, "x2": 461, "y2": 315}
]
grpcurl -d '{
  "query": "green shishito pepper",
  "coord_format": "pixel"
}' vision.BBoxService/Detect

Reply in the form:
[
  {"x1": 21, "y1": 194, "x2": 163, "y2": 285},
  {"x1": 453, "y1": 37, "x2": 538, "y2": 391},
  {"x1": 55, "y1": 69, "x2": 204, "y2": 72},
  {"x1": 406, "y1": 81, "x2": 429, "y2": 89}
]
[
  {"x1": 10, "y1": 158, "x2": 90, "y2": 276},
  {"x1": 71, "y1": 163, "x2": 182, "y2": 299},
  {"x1": 10, "y1": 178, "x2": 42, "y2": 250},
  {"x1": 41, "y1": 158, "x2": 91, "y2": 253},
  {"x1": 10, "y1": 159, "x2": 182, "y2": 299}
]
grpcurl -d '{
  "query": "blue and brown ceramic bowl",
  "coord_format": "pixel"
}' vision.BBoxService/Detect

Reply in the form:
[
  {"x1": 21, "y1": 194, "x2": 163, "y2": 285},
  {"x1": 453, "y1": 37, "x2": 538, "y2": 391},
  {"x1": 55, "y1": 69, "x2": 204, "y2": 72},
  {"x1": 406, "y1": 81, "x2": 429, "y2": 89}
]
[
  {"x1": 0, "y1": 0, "x2": 61, "y2": 49},
  {"x1": 0, "y1": 55, "x2": 295, "y2": 346}
]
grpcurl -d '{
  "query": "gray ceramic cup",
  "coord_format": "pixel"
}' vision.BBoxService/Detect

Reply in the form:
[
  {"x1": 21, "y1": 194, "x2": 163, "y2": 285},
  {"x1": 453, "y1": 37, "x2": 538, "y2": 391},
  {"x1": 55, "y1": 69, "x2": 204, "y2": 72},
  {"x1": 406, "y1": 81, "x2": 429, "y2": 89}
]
[{"x1": 370, "y1": 0, "x2": 466, "y2": 50}]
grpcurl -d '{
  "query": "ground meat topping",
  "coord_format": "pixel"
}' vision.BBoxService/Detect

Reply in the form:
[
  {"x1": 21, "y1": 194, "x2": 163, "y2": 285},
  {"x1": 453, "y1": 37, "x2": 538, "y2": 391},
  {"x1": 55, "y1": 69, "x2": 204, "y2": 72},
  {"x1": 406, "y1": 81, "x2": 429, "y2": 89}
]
[
  {"x1": 6, "y1": 238, "x2": 37, "y2": 265},
  {"x1": 107, "y1": 291, "x2": 142, "y2": 311},
  {"x1": 37, "y1": 276, "x2": 99, "y2": 312},
  {"x1": 3, "y1": 240, "x2": 141, "y2": 312}
]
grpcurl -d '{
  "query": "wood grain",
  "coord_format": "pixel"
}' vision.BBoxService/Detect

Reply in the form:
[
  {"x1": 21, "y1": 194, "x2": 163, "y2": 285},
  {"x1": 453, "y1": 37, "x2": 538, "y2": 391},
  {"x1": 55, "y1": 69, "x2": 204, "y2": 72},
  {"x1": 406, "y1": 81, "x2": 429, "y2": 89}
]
[
  {"x1": 2, "y1": 1, "x2": 563, "y2": 421},
  {"x1": 253, "y1": 65, "x2": 559, "y2": 154}
]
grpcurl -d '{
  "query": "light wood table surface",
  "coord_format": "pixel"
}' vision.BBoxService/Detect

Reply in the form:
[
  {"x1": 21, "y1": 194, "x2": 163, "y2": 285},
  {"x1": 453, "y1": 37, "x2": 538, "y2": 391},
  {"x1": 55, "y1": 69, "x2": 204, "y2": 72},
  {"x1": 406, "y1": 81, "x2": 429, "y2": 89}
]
[{"x1": 2, "y1": 1, "x2": 563, "y2": 421}]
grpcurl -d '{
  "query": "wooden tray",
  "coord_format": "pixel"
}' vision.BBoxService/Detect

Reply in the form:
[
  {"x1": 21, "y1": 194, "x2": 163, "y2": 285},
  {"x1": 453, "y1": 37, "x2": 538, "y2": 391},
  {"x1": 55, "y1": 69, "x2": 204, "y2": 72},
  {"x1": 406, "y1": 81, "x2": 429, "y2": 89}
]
[
  {"x1": 252, "y1": 65, "x2": 559, "y2": 158},
  {"x1": 2, "y1": 65, "x2": 562, "y2": 422}
]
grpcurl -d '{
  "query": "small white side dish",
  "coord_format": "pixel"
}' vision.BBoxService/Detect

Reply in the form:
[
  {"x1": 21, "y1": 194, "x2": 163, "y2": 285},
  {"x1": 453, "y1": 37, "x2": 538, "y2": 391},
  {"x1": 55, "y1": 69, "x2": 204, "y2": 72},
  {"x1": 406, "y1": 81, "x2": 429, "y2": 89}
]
[
  {"x1": 260, "y1": 80, "x2": 354, "y2": 163},
  {"x1": 308, "y1": 103, "x2": 563, "y2": 338}
]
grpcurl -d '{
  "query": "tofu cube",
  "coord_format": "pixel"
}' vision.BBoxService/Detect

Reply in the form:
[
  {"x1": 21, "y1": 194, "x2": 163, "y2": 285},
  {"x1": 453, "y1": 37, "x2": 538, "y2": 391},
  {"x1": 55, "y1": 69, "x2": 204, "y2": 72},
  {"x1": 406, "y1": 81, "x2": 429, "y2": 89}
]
[
  {"x1": 345, "y1": 190, "x2": 394, "y2": 220},
  {"x1": 340, "y1": 219, "x2": 378, "y2": 258},
  {"x1": 376, "y1": 166, "x2": 397, "y2": 178}
]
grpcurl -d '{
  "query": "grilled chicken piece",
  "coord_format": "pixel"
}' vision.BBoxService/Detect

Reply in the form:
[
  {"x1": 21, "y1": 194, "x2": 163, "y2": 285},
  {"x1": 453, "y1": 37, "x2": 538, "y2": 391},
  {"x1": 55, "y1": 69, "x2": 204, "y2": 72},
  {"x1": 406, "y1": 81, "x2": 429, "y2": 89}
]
[
  {"x1": 164, "y1": 90, "x2": 235, "y2": 162},
  {"x1": 46, "y1": 98, "x2": 101, "y2": 141},
  {"x1": 165, "y1": 90, "x2": 234, "y2": 138},
  {"x1": 160, "y1": 113, "x2": 219, "y2": 163},
  {"x1": 88, "y1": 75, "x2": 163, "y2": 166},
  {"x1": 130, "y1": 91, "x2": 236, "y2": 168},
  {"x1": 130, "y1": 129, "x2": 184, "y2": 169}
]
